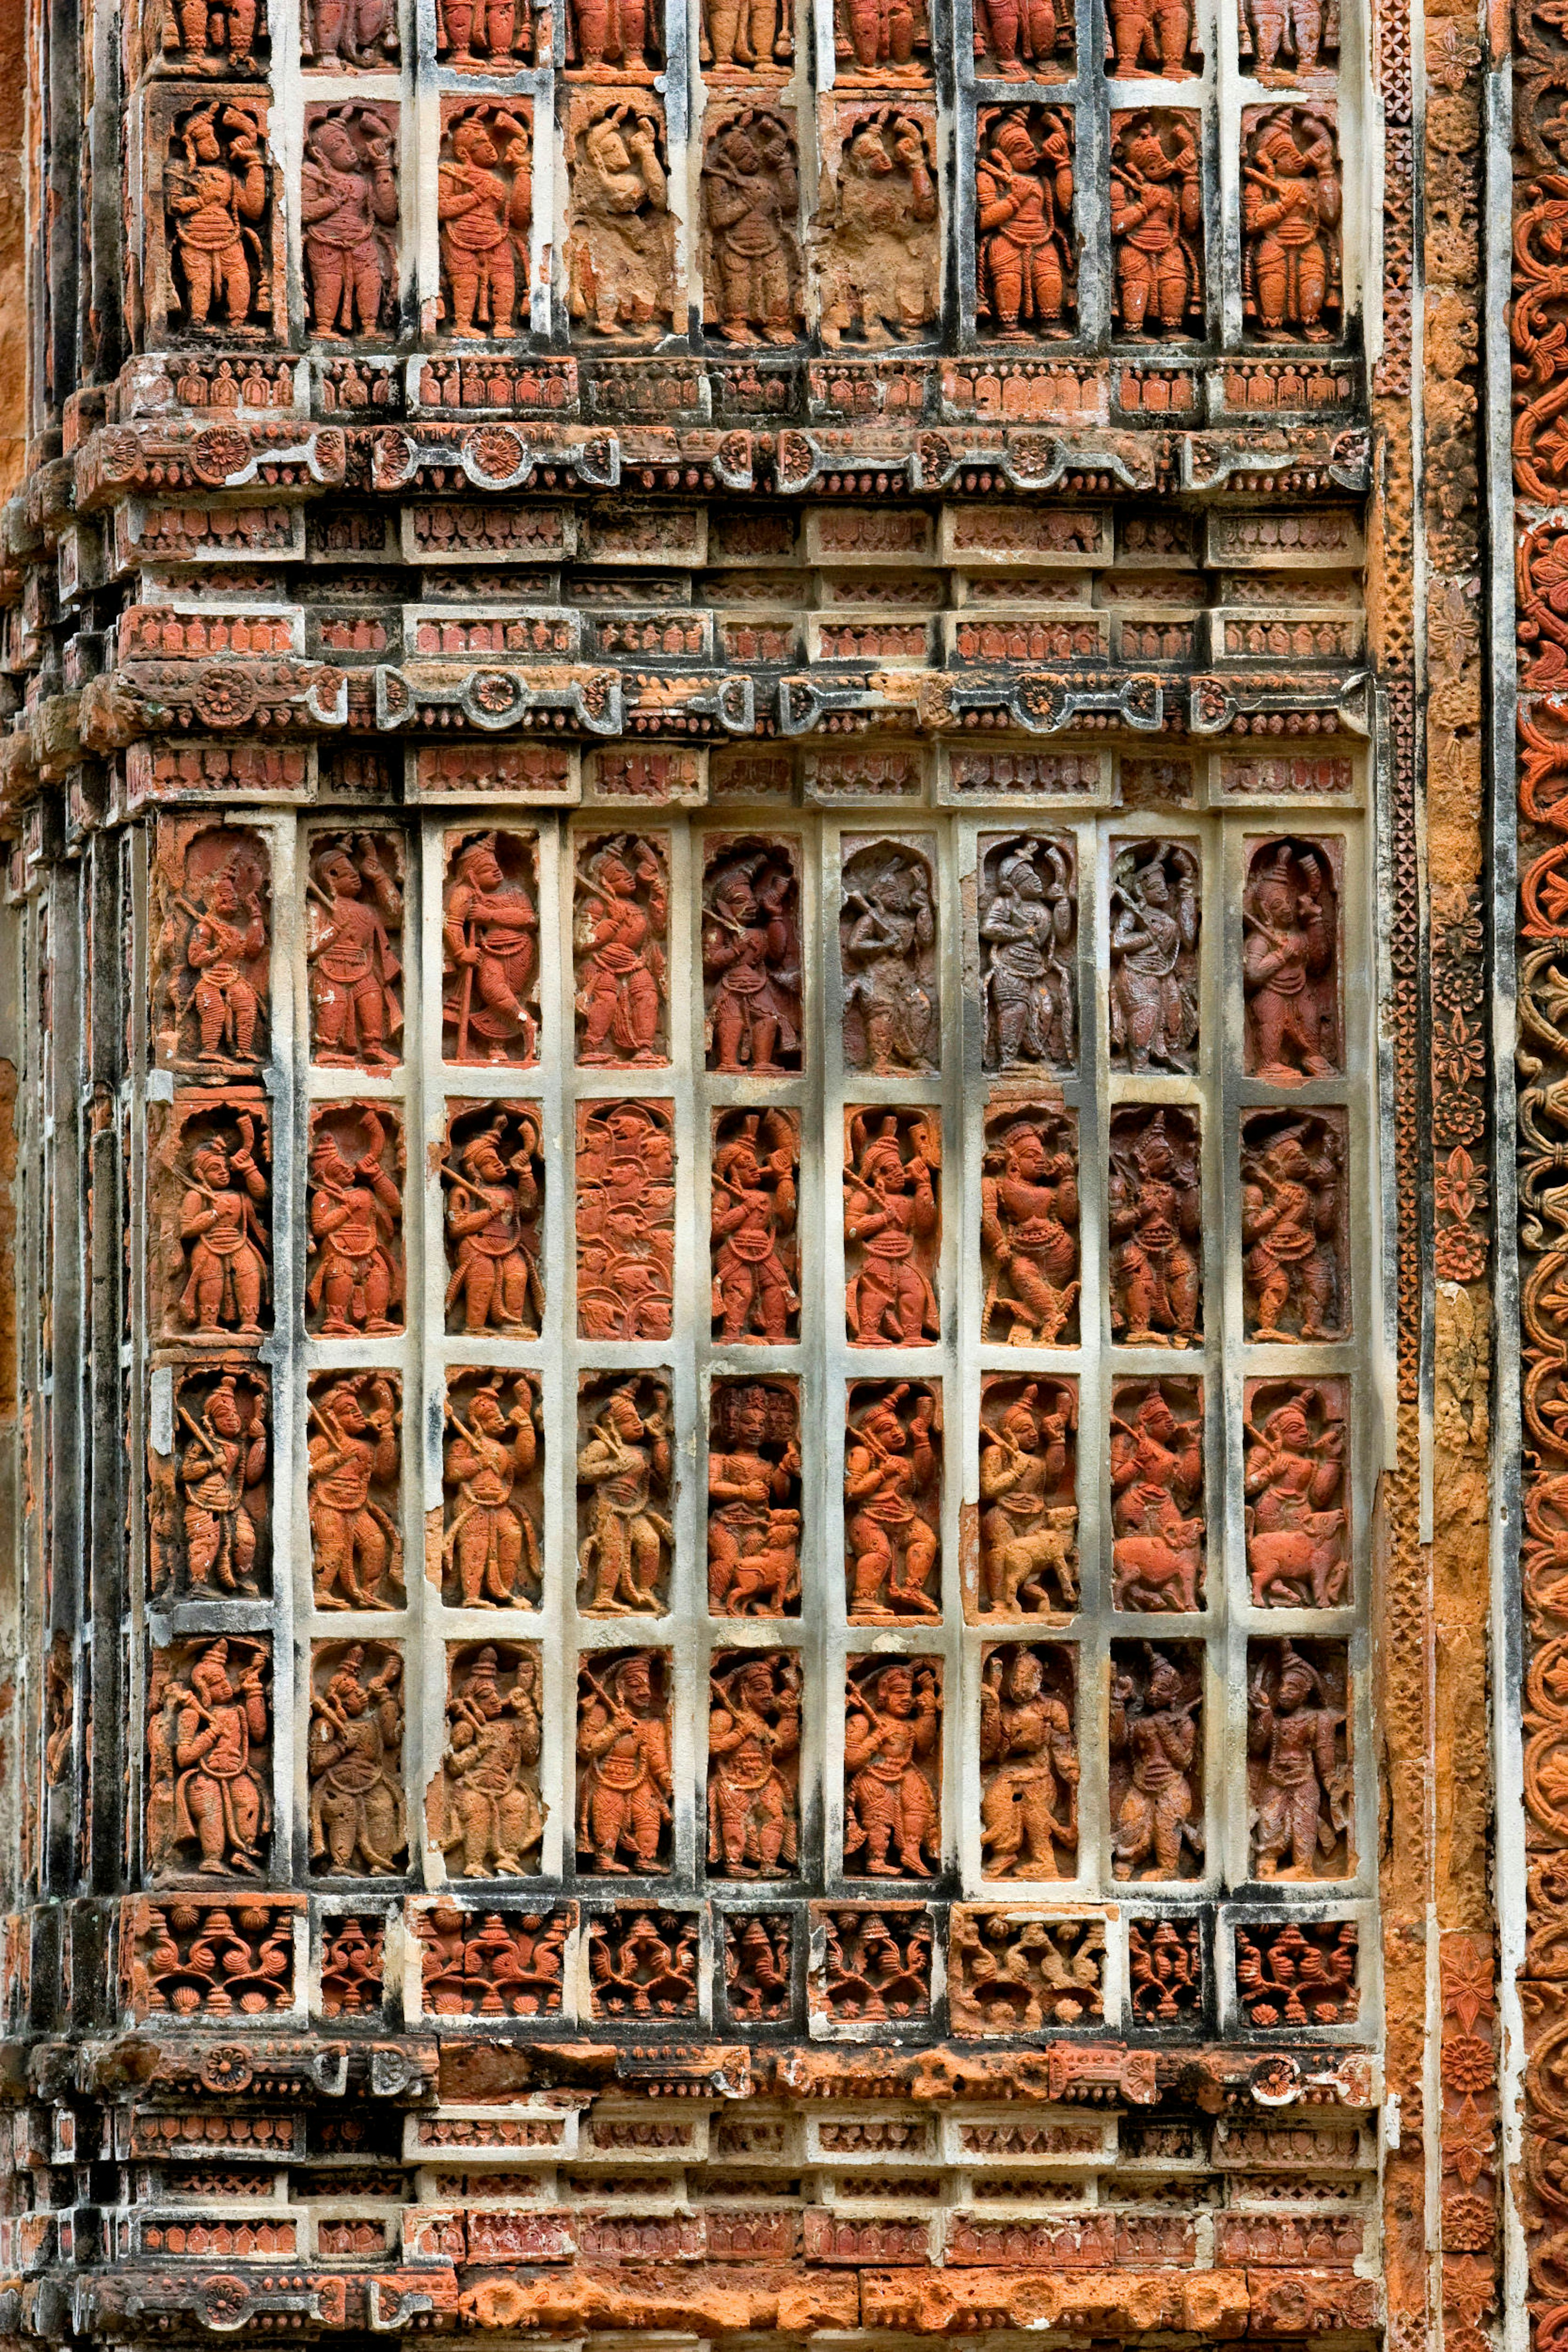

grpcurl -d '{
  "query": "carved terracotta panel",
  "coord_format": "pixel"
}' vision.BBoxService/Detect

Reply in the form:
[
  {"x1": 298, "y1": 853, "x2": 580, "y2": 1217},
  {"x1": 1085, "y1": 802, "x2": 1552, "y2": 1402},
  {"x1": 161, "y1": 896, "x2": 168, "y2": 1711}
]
[
  {"x1": 308, "y1": 1641, "x2": 406, "y2": 1877},
  {"x1": 1243, "y1": 836, "x2": 1342, "y2": 1081},
  {"x1": 440, "y1": 1370, "x2": 543, "y2": 1612},
  {"x1": 1109, "y1": 112, "x2": 1204, "y2": 340},
  {"x1": 839, "y1": 836, "x2": 939, "y2": 1072},
  {"x1": 577, "y1": 1372, "x2": 674, "y2": 1615},
  {"x1": 710, "y1": 1106, "x2": 799, "y2": 1344},
  {"x1": 148, "y1": 1638, "x2": 273, "y2": 1882},
  {"x1": 972, "y1": 0, "x2": 1074, "y2": 79},
  {"x1": 307, "y1": 1102, "x2": 405, "y2": 1336},
  {"x1": 975, "y1": 1372, "x2": 1078, "y2": 1618},
  {"x1": 1234, "y1": 1919, "x2": 1358, "y2": 2024},
  {"x1": 572, "y1": 830, "x2": 670, "y2": 1063},
  {"x1": 306, "y1": 828, "x2": 405, "y2": 1069},
  {"x1": 817, "y1": 106, "x2": 939, "y2": 350},
  {"x1": 1245, "y1": 1638, "x2": 1353, "y2": 1881},
  {"x1": 980, "y1": 1099, "x2": 1080, "y2": 1345},
  {"x1": 949, "y1": 1908, "x2": 1103, "y2": 2030},
  {"x1": 700, "y1": 111, "x2": 804, "y2": 348},
  {"x1": 151, "y1": 820, "x2": 271, "y2": 1075},
  {"x1": 161, "y1": 0, "x2": 270, "y2": 67},
  {"x1": 1240, "y1": 1108, "x2": 1348, "y2": 1341},
  {"x1": 303, "y1": 0, "x2": 399, "y2": 65},
  {"x1": 588, "y1": 1909, "x2": 697, "y2": 2015},
  {"x1": 845, "y1": 1378, "x2": 942, "y2": 1621},
  {"x1": 708, "y1": 1376, "x2": 802, "y2": 1616},
  {"x1": 416, "y1": 1899, "x2": 571, "y2": 2014},
  {"x1": 721, "y1": 1911, "x2": 794, "y2": 2018},
  {"x1": 980, "y1": 1641, "x2": 1078, "y2": 1879},
  {"x1": 435, "y1": 1643, "x2": 546, "y2": 1879},
  {"x1": 442, "y1": 828, "x2": 541, "y2": 1064},
  {"x1": 437, "y1": 103, "x2": 533, "y2": 339},
  {"x1": 577, "y1": 1100, "x2": 676, "y2": 1338},
  {"x1": 152, "y1": 1094, "x2": 272, "y2": 1341},
  {"x1": 974, "y1": 109, "x2": 1075, "y2": 340},
  {"x1": 1109, "y1": 838, "x2": 1200, "y2": 1072},
  {"x1": 811, "y1": 1902, "x2": 933, "y2": 2018},
  {"x1": 155, "y1": 96, "x2": 279, "y2": 341},
  {"x1": 127, "y1": 1896, "x2": 296, "y2": 2019},
  {"x1": 1240, "y1": 105, "x2": 1342, "y2": 344},
  {"x1": 1128, "y1": 1915, "x2": 1204, "y2": 2021},
  {"x1": 1237, "y1": 0, "x2": 1338, "y2": 78},
  {"x1": 301, "y1": 103, "x2": 399, "y2": 341},
  {"x1": 151, "y1": 1363, "x2": 270, "y2": 1598},
  {"x1": 566, "y1": 98, "x2": 675, "y2": 339},
  {"x1": 1108, "y1": 1105, "x2": 1203, "y2": 1347},
  {"x1": 843, "y1": 1655, "x2": 942, "y2": 1876},
  {"x1": 707, "y1": 1650, "x2": 802, "y2": 1877},
  {"x1": 442, "y1": 1101, "x2": 543, "y2": 1338},
  {"x1": 318, "y1": 1914, "x2": 385, "y2": 2017},
  {"x1": 1244, "y1": 1376, "x2": 1350, "y2": 1607},
  {"x1": 576, "y1": 1649, "x2": 673, "y2": 1873},
  {"x1": 978, "y1": 832, "x2": 1077, "y2": 1068},
  {"x1": 1110, "y1": 1376, "x2": 1205, "y2": 1613},
  {"x1": 1109, "y1": 1641, "x2": 1204, "y2": 1881},
  {"x1": 844, "y1": 1105, "x2": 941, "y2": 1346},
  {"x1": 701, "y1": 833, "x2": 803, "y2": 1067}
]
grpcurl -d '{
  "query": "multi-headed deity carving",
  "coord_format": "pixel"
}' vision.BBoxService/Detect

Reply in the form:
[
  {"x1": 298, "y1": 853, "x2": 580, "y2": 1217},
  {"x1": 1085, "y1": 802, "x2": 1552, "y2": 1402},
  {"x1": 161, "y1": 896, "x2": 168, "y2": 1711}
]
[
  {"x1": 702, "y1": 836, "x2": 803, "y2": 1068},
  {"x1": 577, "y1": 1101, "x2": 676, "y2": 1338},
  {"x1": 308, "y1": 1372, "x2": 403, "y2": 1609},
  {"x1": 568, "y1": 0, "x2": 660, "y2": 72},
  {"x1": 845, "y1": 1380, "x2": 941, "y2": 1621},
  {"x1": 1109, "y1": 113, "x2": 1203, "y2": 340},
  {"x1": 1109, "y1": 1642, "x2": 1204, "y2": 1880},
  {"x1": 974, "y1": 110, "x2": 1075, "y2": 340},
  {"x1": 307, "y1": 1104, "x2": 404, "y2": 1335},
  {"x1": 308, "y1": 1643, "x2": 406, "y2": 1877},
  {"x1": 589, "y1": 1909, "x2": 698, "y2": 2014},
  {"x1": 443, "y1": 830, "x2": 539, "y2": 1064},
  {"x1": 573, "y1": 833, "x2": 669, "y2": 1063},
  {"x1": 707, "y1": 1652, "x2": 802, "y2": 1877},
  {"x1": 1247, "y1": 1639, "x2": 1351, "y2": 1878},
  {"x1": 815, "y1": 1904, "x2": 932, "y2": 2019},
  {"x1": 1235, "y1": 1920, "x2": 1357, "y2": 2025},
  {"x1": 301, "y1": 105, "x2": 399, "y2": 339},
  {"x1": 576, "y1": 1373, "x2": 674, "y2": 1615},
  {"x1": 817, "y1": 109, "x2": 939, "y2": 351},
  {"x1": 1108, "y1": 1107, "x2": 1202, "y2": 1347},
  {"x1": 701, "y1": 113, "x2": 804, "y2": 348},
  {"x1": 724, "y1": 1913, "x2": 794, "y2": 2019},
  {"x1": 307, "y1": 831, "x2": 403, "y2": 1069},
  {"x1": 843, "y1": 1658, "x2": 941, "y2": 1877},
  {"x1": 437, "y1": 105, "x2": 532, "y2": 339},
  {"x1": 576, "y1": 1650, "x2": 674, "y2": 1873},
  {"x1": 844, "y1": 1108, "x2": 940, "y2": 1347},
  {"x1": 165, "y1": 1103, "x2": 271, "y2": 1338},
  {"x1": 949, "y1": 1910, "x2": 1102, "y2": 2030},
  {"x1": 840, "y1": 838, "x2": 938, "y2": 1073},
  {"x1": 1241, "y1": 1110, "x2": 1346, "y2": 1340},
  {"x1": 978, "y1": 833, "x2": 1076, "y2": 1068},
  {"x1": 437, "y1": 0, "x2": 535, "y2": 67},
  {"x1": 165, "y1": 103, "x2": 272, "y2": 332},
  {"x1": 566, "y1": 102, "x2": 675, "y2": 339},
  {"x1": 711, "y1": 1108, "x2": 800, "y2": 1345},
  {"x1": 153, "y1": 825, "x2": 270, "y2": 1074},
  {"x1": 1109, "y1": 840, "x2": 1200, "y2": 1071},
  {"x1": 148, "y1": 1640, "x2": 272, "y2": 1880},
  {"x1": 1238, "y1": 0, "x2": 1336, "y2": 78},
  {"x1": 1111, "y1": 1377, "x2": 1204, "y2": 1613},
  {"x1": 980, "y1": 1103, "x2": 1080, "y2": 1345},
  {"x1": 1243, "y1": 838, "x2": 1339, "y2": 1081},
  {"x1": 152, "y1": 1367, "x2": 270, "y2": 1600},
  {"x1": 1108, "y1": 0, "x2": 1198, "y2": 75},
  {"x1": 438, "y1": 1644, "x2": 546, "y2": 1878},
  {"x1": 1244, "y1": 1378, "x2": 1349, "y2": 1606},
  {"x1": 442, "y1": 1103, "x2": 543, "y2": 1338},
  {"x1": 709, "y1": 1378, "x2": 802, "y2": 1615},
  {"x1": 303, "y1": 0, "x2": 399, "y2": 66},
  {"x1": 977, "y1": 1376, "x2": 1078, "y2": 1617},
  {"x1": 1128, "y1": 1916, "x2": 1203, "y2": 2020},
  {"x1": 1240, "y1": 107, "x2": 1341, "y2": 343},
  {"x1": 972, "y1": 0, "x2": 1071, "y2": 80},
  {"x1": 979, "y1": 1643, "x2": 1078, "y2": 1879},
  {"x1": 442, "y1": 1372, "x2": 542, "y2": 1609}
]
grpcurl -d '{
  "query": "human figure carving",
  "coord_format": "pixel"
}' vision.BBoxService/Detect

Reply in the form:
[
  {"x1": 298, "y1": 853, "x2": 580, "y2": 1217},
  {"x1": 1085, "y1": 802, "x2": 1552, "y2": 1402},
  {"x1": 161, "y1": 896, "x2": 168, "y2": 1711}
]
[
  {"x1": 973, "y1": 0, "x2": 1064, "y2": 78},
  {"x1": 438, "y1": 0, "x2": 534, "y2": 63},
  {"x1": 438, "y1": 109, "x2": 532, "y2": 339},
  {"x1": 1247, "y1": 1641, "x2": 1350, "y2": 1877},
  {"x1": 846, "y1": 1384, "x2": 941, "y2": 1620},
  {"x1": 166, "y1": 0, "x2": 259, "y2": 62},
  {"x1": 1244, "y1": 1387, "x2": 1348, "y2": 1607},
  {"x1": 1109, "y1": 1645, "x2": 1203, "y2": 1879},
  {"x1": 577, "y1": 1101, "x2": 676, "y2": 1338},
  {"x1": 703, "y1": 114, "x2": 802, "y2": 348},
  {"x1": 441, "y1": 1647, "x2": 545, "y2": 1876},
  {"x1": 700, "y1": 0, "x2": 791, "y2": 71},
  {"x1": 308, "y1": 834, "x2": 403, "y2": 1068},
  {"x1": 1110, "y1": 1382, "x2": 1204, "y2": 1612},
  {"x1": 843, "y1": 1661, "x2": 941, "y2": 1876},
  {"x1": 305, "y1": 0, "x2": 397, "y2": 65},
  {"x1": 840, "y1": 842, "x2": 937, "y2": 1072},
  {"x1": 567, "y1": 105, "x2": 673, "y2": 338},
  {"x1": 576, "y1": 1653, "x2": 673, "y2": 1871},
  {"x1": 975, "y1": 112, "x2": 1075, "y2": 339},
  {"x1": 702, "y1": 841, "x2": 802, "y2": 1068},
  {"x1": 979, "y1": 1646, "x2": 1078, "y2": 1878},
  {"x1": 1108, "y1": 0, "x2": 1195, "y2": 74},
  {"x1": 442, "y1": 1108, "x2": 543, "y2": 1338},
  {"x1": 442, "y1": 832, "x2": 539, "y2": 1063},
  {"x1": 833, "y1": 0, "x2": 927, "y2": 72},
  {"x1": 1241, "y1": 1116, "x2": 1343, "y2": 1340},
  {"x1": 817, "y1": 112, "x2": 938, "y2": 349},
  {"x1": 568, "y1": 0, "x2": 657, "y2": 70},
  {"x1": 184, "y1": 858, "x2": 267, "y2": 1066},
  {"x1": 981, "y1": 1109, "x2": 1080, "y2": 1343},
  {"x1": 309, "y1": 1374, "x2": 402, "y2": 1609},
  {"x1": 308, "y1": 1645, "x2": 405, "y2": 1876},
  {"x1": 1240, "y1": 0, "x2": 1334, "y2": 79},
  {"x1": 708, "y1": 1381, "x2": 802, "y2": 1615},
  {"x1": 707, "y1": 1655, "x2": 801, "y2": 1877},
  {"x1": 176, "y1": 1118, "x2": 269, "y2": 1335},
  {"x1": 1109, "y1": 841, "x2": 1199, "y2": 1070},
  {"x1": 443, "y1": 1377, "x2": 541, "y2": 1608},
  {"x1": 301, "y1": 109, "x2": 398, "y2": 338},
  {"x1": 167, "y1": 106, "x2": 270, "y2": 330},
  {"x1": 574, "y1": 835, "x2": 668, "y2": 1063},
  {"x1": 979, "y1": 835, "x2": 1076, "y2": 1066},
  {"x1": 844, "y1": 1109, "x2": 940, "y2": 1346},
  {"x1": 1109, "y1": 113, "x2": 1203, "y2": 339},
  {"x1": 1243, "y1": 842, "x2": 1337, "y2": 1081},
  {"x1": 176, "y1": 1373, "x2": 268, "y2": 1594},
  {"x1": 711, "y1": 1110, "x2": 799, "y2": 1344},
  {"x1": 307, "y1": 1108, "x2": 403, "y2": 1335},
  {"x1": 1241, "y1": 109, "x2": 1341, "y2": 342},
  {"x1": 1108, "y1": 1109, "x2": 1202, "y2": 1347},
  {"x1": 158, "y1": 1640, "x2": 271, "y2": 1877},
  {"x1": 577, "y1": 1380, "x2": 673, "y2": 1614},
  {"x1": 978, "y1": 1382, "x2": 1078, "y2": 1614}
]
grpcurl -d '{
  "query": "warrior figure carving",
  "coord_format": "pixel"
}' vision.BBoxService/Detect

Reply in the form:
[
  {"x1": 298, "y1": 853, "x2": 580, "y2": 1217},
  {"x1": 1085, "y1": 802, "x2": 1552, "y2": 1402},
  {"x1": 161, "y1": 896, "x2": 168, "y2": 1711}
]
[
  {"x1": 711, "y1": 1110, "x2": 800, "y2": 1344},
  {"x1": 1241, "y1": 1117, "x2": 1343, "y2": 1340},
  {"x1": 844, "y1": 1110, "x2": 940, "y2": 1346},
  {"x1": 577, "y1": 1381, "x2": 674, "y2": 1614},
  {"x1": 1243, "y1": 842, "x2": 1336, "y2": 1081},
  {"x1": 1109, "y1": 1646, "x2": 1203, "y2": 1880},
  {"x1": 840, "y1": 842, "x2": 937, "y2": 1072},
  {"x1": 1244, "y1": 1388, "x2": 1348, "y2": 1607},
  {"x1": 979, "y1": 834, "x2": 1076, "y2": 1065},
  {"x1": 307, "y1": 1109, "x2": 403, "y2": 1335},
  {"x1": 167, "y1": 105, "x2": 269, "y2": 329},
  {"x1": 577, "y1": 1102, "x2": 676, "y2": 1338},
  {"x1": 1109, "y1": 841, "x2": 1199, "y2": 1070},
  {"x1": 176, "y1": 1119, "x2": 270, "y2": 1335},
  {"x1": 1247, "y1": 1642, "x2": 1350, "y2": 1877},
  {"x1": 577, "y1": 1654, "x2": 673, "y2": 1871},
  {"x1": 978, "y1": 1382, "x2": 1078, "y2": 1614},
  {"x1": 442, "y1": 1109, "x2": 543, "y2": 1337},
  {"x1": 441, "y1": 1647, "x2": 545, "y2": 1876},
  {"x1": 184, "y1": 859, "x2": 267, "y2": 1066},
  {"x1": 707, "y1": 1656, "x2": 802, "y2": 1877},
  {"x1": 975, "y1": 113, "x2": 1074, "y2": 339},
  {"x1": 1109, "y1": 113, "x2": 1203, "y2": 338},
  {"x1": 308, "y1": 1646, "x2": 405, "y2": 1875},
  {"x1": 708, "y1": 1382, "x2": 801, "y2": 1617},
  {"x1": 307, "y1": 834, "x2": 403, "y2": 1068},
  {"x1": 157, "y1": 1640, "x2": 271, "y2": 1877},
  {"x1": 444, "y1": 1378, "x2": 541, "y2": 1608},
  {"x1": 301, "y1": 109, "x2": 398, "y2": 337},
  {"x1": 979, "y1": 1647, "x2": 1078, "y2": 1878},
  {"x1": 702, "y1": 841, "x2": 802, "y2": 1069},
  {"x1": 1108, "y1": 1109, "x2": 1201, "y2": 1347},
  {"x1": 1111, "y1": 1382, "x2": 1205, "y2": 1613},
  {"x1": 443, "y1": 832, "x2": 539, "y2": 1062},
  {"x1": 439, "y1": 109, "x2": 532, "y2": 338},
  {"x1": 177, "y1": 1375, "x2": 267, "y2": 1594},
  {"x1": 309, "y1": 1374, "x2": 402, "y2": 1609},
  {"x1": 845, "y1": 1384, "x2": 941, "y2": 1620},
  {"x1": 574, "y1": 835, "x2": 668, "y2": 1062},
  {"x1": 981, "y1": 1110, "x2": 1080, "y2": 1343},
  {"x1": 843, "y1": 1662, "x2": 941, "y2": 1876}
]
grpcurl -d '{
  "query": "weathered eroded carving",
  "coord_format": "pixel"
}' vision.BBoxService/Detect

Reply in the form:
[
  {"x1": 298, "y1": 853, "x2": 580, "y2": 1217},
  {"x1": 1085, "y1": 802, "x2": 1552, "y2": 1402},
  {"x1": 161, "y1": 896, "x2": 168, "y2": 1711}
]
[
  {"x1": 702, "y1": 112, "x2": 804, "y2": 348},
  {"x1": 707, "y1": 1652, "x2": 802, "y2": 1877},
  {"x1": 566, "y1": 101, "x2": 675, "y2": 339},
  {"x1": 978, "y1": 832, "x2": 1077, "y2": 1067},
  {"x1": 817, "y1": 109, "x2": 939, "y2": 351},
  {"x1": 1108, "y1": 1107, "x2": 1202, "y2": 1347},
  {"x1": 577, "y1": 1101, "x2": 676, "y2": 1338},
  {"x1": 437, "y1": 1645, "x2": 546, "y2": 1878},
  {"x1": 1109, "y1": 1642, "x2": 1204, "y2": 1881},
  {"x1": 949, "y1": 1909, "x2": 1102, "y2": 2029},
  {"x1": 840, "y1": 837, "x2": 938, "y2": 1072},
  {"x1": 1241, "y1": 1110, "x2": 1347, "y2": 1341},
  {"x1": 1109, "y1": 839, "x2": 1200, "y2": 1071},
  {"x1": 1246, "y1": 1639, "x2": 1352, "y2": 1880}
]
